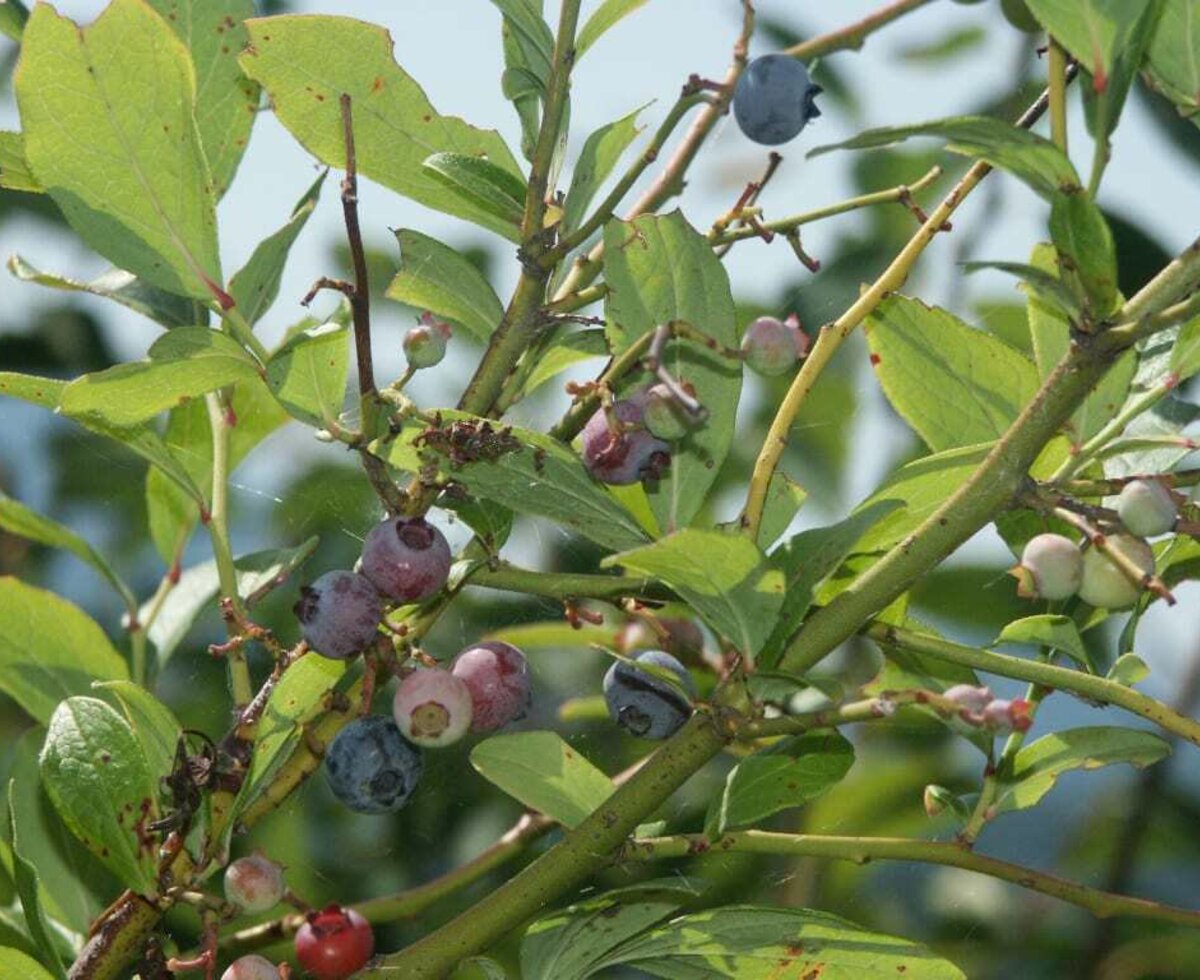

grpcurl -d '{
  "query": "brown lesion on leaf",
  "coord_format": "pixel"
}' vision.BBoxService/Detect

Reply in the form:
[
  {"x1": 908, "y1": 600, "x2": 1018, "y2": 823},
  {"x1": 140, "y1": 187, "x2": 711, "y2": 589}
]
[{"x1": 414, "y1": 416, "x2": 522, "y2": 469}]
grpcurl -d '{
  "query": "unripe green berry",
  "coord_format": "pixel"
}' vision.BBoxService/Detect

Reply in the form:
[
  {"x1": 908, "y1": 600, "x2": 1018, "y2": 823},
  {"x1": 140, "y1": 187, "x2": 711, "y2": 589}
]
[
  {"x1": 404, "y1": 312, "x2": 451, "y2": 369},
  {"x1": 1116, "y1": 479, "x2": 1177, "y2": 537},
  {"x1": 741, "y1": 316, "x2": 806, "y2": 376},
  {"x1": 1014, "y1": 533, "x2": 1082, "y2": 600},
  {"x1": 642, "y1": 383, "x2": 698, "y2": 440},
  {"x1": 1078, "y1": 535, "x2": 1155, "y2": 609}
]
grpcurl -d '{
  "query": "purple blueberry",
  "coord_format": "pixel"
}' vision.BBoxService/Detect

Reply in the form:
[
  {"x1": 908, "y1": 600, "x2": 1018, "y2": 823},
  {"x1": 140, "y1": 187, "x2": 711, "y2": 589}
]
[
  {"x1": 603, "y1": 650, "x2": 696, "y2": 740},
  {"x1": 324, "y1": 715, "x2": 424, "y2": 814},
  {"x1": 733, "y1": 54, "x2": 822, "y2": 146},
  {"x1": 360, "y1": 516, "x2": 452, "y2": 603},
  {"x1": 392, "y1": 669, "x2": 473, "y2": 747},
  {"x1": 580, "y1": 398, "x2": 671, "y2": 486},
  {"x1": 294, "y1": 570, "x2": 384, "y2": 660},
  {"x1": 450, "y1": 641, "x2": 532, "y2": 733}
]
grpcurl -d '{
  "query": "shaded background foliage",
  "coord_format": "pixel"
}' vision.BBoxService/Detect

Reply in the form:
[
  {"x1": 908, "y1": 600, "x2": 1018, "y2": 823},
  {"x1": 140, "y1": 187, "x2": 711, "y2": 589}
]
[{"x1": 1, "y1": 1, "x2": 1199, "y2": 977}]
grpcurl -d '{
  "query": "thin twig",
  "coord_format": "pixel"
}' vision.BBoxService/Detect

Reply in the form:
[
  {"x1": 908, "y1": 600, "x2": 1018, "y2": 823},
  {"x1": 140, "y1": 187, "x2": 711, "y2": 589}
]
[{"x1": 339, "y1": 94, "x2": 375, "y2": 400}]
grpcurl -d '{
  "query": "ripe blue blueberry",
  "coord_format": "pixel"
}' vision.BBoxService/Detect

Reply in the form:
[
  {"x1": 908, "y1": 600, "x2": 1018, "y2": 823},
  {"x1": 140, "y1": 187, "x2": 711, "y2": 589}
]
[
  {"x1": 603, "y1": 650, "x2": 696, "y2": 740},
  {"x1": 360, "y1": 516, "x2": 452, "y2": 604},
  {"x1": 324, "y1": 715, "x2": 424, "y2": 814},
  {"x1": 581, "y1": 397, "x2": 671, "y2": 486},
  {"x1": 733, "y1": 54, "x2": 822, "y2": 146},
  {"x1": 294, "y1": 570, "x2": 384, "y2": 660}
]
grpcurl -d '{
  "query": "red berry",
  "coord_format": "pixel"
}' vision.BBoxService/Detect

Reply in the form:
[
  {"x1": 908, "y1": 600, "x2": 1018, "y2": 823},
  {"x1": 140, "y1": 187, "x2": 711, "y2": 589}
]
[
  {"x1": 450, "y1": 641, "x2": 531, "y2": 732},
  {"x1": 360, "y1": 516, "x2": 452, "y2": 604},
  {"x1": 224, "y1": 854, "x2": 285, "y2": 913},
  {"x1": 580, "y1": 398, "x2": 670, "y2": 485},
  {"x1": 294, "y1": 905, "x2": 374, "y2": 980}
]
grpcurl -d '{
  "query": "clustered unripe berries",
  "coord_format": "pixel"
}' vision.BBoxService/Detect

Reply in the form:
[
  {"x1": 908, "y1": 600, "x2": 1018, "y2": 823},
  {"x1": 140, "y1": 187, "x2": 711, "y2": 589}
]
[
  {"x1": 224, "y1": 854, "x2": 285, "y2": 913},
  {"x1": 732, "y1": 54, "x2": 823, "y2": 146},
  {"x1": 403, "y1": 311, "x2": 452, "y2": 369},
  {"x1": 450, "y1": 641, "x2": 532, "y2": 732},
  {"x1": 943, "y1": 684, "x2": 1033, "y2": 733},
  {"x1": 1078, "y1": 534, "x2": 1156, "y2": 610},
  {"x1": 221, "y1": 955, "x2": 280, "y2": 980},
  {"x1": 740, "y1": 314, "x2": 809, "y2": 377},
  {"x1": 1116, "y1": 479, "x2": 1177, "y2": 537},
  {"x1": 1012, "y1": 533, "x2": 1083, "y2": 601},
  {"x1": 603, "y1": 650, "x2": 696, "y2": 740},
  {"x1": 581, "y1": 395, "x2": 671, "y2": 485},
  {"x1": 294, "y1": 904, "x2": 374, "y2": 980}
]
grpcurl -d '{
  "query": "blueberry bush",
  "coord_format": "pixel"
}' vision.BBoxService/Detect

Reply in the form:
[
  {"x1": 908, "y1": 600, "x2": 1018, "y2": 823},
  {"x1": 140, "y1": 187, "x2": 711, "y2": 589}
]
[{"x1": 1, "y1": 0, "x2": 1200, "y2": 977}]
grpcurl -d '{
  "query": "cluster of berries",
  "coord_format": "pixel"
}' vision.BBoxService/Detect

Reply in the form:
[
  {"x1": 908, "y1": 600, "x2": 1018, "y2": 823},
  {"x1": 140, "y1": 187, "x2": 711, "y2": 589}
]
[
  {"x1": 220, "y1": 857, "x2": 373, "y2": 980},
  {"x1": 1013, "y1": 480, "x2": 1177, "y2": 608},
  {"x1": 943, "y1": 684, "x2": 1033, "y2": 733}
]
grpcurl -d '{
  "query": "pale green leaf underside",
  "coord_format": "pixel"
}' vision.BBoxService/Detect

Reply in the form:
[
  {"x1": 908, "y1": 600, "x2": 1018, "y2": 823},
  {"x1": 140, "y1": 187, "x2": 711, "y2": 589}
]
[
  {"x1": 266, "y1": 321, "x2": 350, "y2": 428},
  {"x1": 470, "y1": 731, "x2": 615, "y2": 828},
  {"x1": 1146, "y1": 0, "x2": 1200, "y2": 118},
  {"x1": 867, "y1": 296, "x2": 1039, "y2": 453},
  {"x1": 16, "y1": 0, "x2": 222, "y2": 298},
  {"x1": 0, "y1": 131, "x2": 40, "y2": 192}
]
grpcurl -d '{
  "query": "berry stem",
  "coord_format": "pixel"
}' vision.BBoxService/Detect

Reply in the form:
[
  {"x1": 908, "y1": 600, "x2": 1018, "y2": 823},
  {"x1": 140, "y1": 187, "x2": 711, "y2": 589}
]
[
  {"x1": 1047, "y1": 38, "x2": 1070, "y2": 155},
  {"x1": 784, "y1": 0, "x2": 936, "y2": 60},
  {"x1": 205, "y1": 391, "x2": 253, "y2": 709},
  {"x1": 624, "y1": 831, "x2": 1200, "y2": 929},
  {"x1": 468, "y1": 562, "x2": 669, "y2": 602},
  {"x1": 868, "y1": 623, "x2": 1200, "y2": 749},
  {"x1": 708, "y1": 164, "x2": 943, "y2": 247},
  {"x1": 338, "y1": 94, "x2": 376, "y2": 404}
]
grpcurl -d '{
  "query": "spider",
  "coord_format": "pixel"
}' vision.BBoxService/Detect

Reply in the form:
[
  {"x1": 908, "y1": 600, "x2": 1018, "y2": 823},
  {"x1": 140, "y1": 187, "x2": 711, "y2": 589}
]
[{"x1": 148, "y1": 730, "x2": 228, "y2": 837}]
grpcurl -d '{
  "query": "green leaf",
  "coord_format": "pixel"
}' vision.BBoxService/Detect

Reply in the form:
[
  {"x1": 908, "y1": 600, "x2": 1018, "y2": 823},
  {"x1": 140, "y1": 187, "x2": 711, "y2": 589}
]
[
  {"x1": 379, "y1": 411, "x2": 648, "y2": 552},
  {"x1": 1049, "y1": 193, "x2": 1119, "y2": 318},
  {"x1": 0, "y1": 579, "x2": 129, "y2": 725},
  {"x1": 140, "y1": 539, "x2": 318, "y2": 666},
  {"x1": 39, "y1": 697, "x2": 160, "y2": 895},
  {"x1": 602, "y1": 905, "x2": 967, "y2": 978},
  {"x1": 755, "y1": 471, "x2": 808, "y2": 550},
  {"x1": 92, "y1": 681, "x2": 182, "y2": 788},
  {"x1": 0, "y1": 373, "x2": 206, "y2": 507},
  {"x1": 522, "y1": 329, "x2": 609, "y2": 395},
  {"x1": 995, "y1": 615, "x2": 1094, "y2": 672},
  {"x1": 962, "y1": 258, "x2": 1084, "y2": 323},
  {"x1": 562, "y1": 104, "x2": 646, "y2": 234},
  {"x1": 603, "y1": 212, "x2": 741, "y2": 529},
  {"x1": 1145, "y1": 0, "x2": 1200, "y2": 122},
  {"x1": 422, "y1": 151, "x2": 525, "y2": 235},
  {"x1": 757, "y1": 501, "x2": 903, "y2": 670},
  {"x1": 522, "y1": 880, "x2": 701, "y2": 980},
  {"x1": 0, "y1": 132, "x2": 40, "y2": 192},
  {"x1": 0, "y1": 0, "x2": 29, "y2": 41},
  {"x1": 995, "y1": 727, "x2": 1170, "y2": 814},
  {"x1": 602, "y1": 530, "x2": 784, "y2": 660},
  {"x1": 266, "y1": 321, "x2": 349, "y2": 428},
  {"x1": 711, "y1": 732, "x2": 854, "y2": 835},
  {"x1": 4, "y1": 731, "x2": 109, "y2": 934},
  {"x1": 386, "y1": 229, "x2": 505, "y2": 342},
  {"x1": 866, "y1": 296, "x2": 1040, "y2": 452},
  {"x1": 850, "y1": 444, "x2": 992, "y2": 556},
  {"x1": 7, "y1": 784, "x2": 67, "y2": 980},
  {"x1": 0, "y1": 493, "x2": 135, "y2": 612},
  {"x1": 1025, "y1": 0, "x2": 1158, "y2": 87},
  {"x1": 1082, "y1": 1, "x2": 1165, "y2": 154},
  {"x1": 470, "y1": 731, "x2": 614, "y2": 828},
  {"x1": 233, "y1": 654, "x2": 346, "y2": 816},
  {"x1": 240, "y1": 15, "x2": 524, "y2": 239},
  {"x1": 810, "y1": 116, "x2": 1080, "y2": 198},
  {"x1": 491, "y1": 0, "x2": 552, "y2": 160},
  {"x1": 1107, "y1": 652, "x2": 1150, "y2": 686},
  {"x1": 60, "y1": 328, "x2": 262, "y2": 429},
  {"x1": 146, "y1": 0, "x2": 260, "y2": 197},
  {"x1": 15, "y1": 0, "x2": 223, "y2": 298},
  {"x1": 1169, "y1": 314, "x2": 1200, "y2": 380},
  {"x1": 576, "y1": 0, "x2": 649, "y2": 58},
  {"x1": 145, "y1": 375, "x2": 288, "y2": 563},
  {"x1": 0, "y1": 948, "x2": 55, "y2": 980},
  {"x1": 8, "y1": 255, "x2": 197, "y2": 329},
  {"x1": 229, "y1": 171, "x2": 325, "y2": 326},
  {"x1": 482, "y1": 620, "x2": 613, "y2": 651}
]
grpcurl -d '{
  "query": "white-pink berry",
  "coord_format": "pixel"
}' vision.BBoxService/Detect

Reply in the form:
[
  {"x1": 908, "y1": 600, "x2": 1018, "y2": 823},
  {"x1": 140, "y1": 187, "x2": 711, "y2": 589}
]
[{"x1": 393, "y1": 669, "x2": 473, "y2": 747}]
